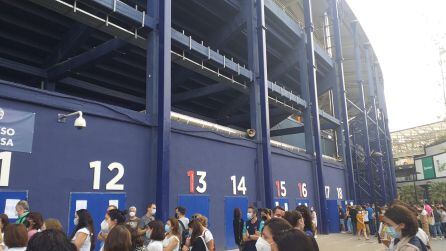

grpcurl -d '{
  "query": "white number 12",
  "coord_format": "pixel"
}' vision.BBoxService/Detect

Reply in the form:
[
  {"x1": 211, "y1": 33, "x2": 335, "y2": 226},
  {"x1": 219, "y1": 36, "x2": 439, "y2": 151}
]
[{"x1": 89, "y1": 161, "x2": 125, "y2": 190}]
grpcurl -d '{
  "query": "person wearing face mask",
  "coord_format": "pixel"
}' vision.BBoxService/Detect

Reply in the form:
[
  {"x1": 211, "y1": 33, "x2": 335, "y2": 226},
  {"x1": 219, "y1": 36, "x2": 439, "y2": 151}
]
[
  {"x1": 70, "y1": 209, "x2": 95, "y2": 251},
  {"x1": 382, "y1": 205, "x2": 428, "y2": 251},
  {"x1": 146, "y1": 220, "x2": 165, "y2": 251},
  {"x1": 126, "y1": 206, "x2": 140, "y2": 230},
  {"x1": 243, "y1": 207, "x2": 262, "y2": 251},
  {"x1": 14, "y1": 201, "x2": 29, "y2": 224},
  {"x1": 97, "y1": 205, "x2": 117, "y2": 250},
  {"x1": 256, "y1": 217, "x2": 291, "y2": 251},
  {"x1": 233, "y1": 208, "x2": 244, "y2": 251},
  {"x1": 99, "y1": 209, "x2": 126, "y2": 251},
  {"x1": 163, "y1": 217, "x2": 180, "y2": 251},
  {"x1": 138, "y1": 203, "x2": 157, "y2": 246}
]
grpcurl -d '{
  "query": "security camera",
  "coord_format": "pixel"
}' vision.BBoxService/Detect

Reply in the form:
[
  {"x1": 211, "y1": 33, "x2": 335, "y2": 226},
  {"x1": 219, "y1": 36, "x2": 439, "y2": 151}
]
[{"x1": 58, "y1": 111, "x2": 87, "y2": 129}]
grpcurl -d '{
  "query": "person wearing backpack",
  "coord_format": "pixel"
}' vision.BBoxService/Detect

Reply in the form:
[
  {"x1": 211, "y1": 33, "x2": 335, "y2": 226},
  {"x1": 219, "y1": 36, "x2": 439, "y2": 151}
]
[
  {"x1": 175, "y1": 206, "x2": 189, "y2": 250},
  {"x1": 242, "y1": 207, "x2": 262, "y2": 251},
  {"x1": 181, "y1": 220, "x2": 207, "y2": 251},
  {"x1": 383, "y1": 205, "x2": 428, "y2": 251}
]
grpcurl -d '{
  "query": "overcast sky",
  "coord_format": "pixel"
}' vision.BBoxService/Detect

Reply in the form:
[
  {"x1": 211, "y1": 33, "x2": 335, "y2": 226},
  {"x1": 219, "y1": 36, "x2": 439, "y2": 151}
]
[{"x1": 345, "y1": 0, "x2": 446, "y2": 132}]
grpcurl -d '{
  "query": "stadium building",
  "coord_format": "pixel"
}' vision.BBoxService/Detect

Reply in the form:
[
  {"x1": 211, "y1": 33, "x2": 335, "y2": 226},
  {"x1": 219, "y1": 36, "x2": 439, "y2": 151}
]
[{"x1": 0, "y1": 0, "x2": 396, "y2": 249}]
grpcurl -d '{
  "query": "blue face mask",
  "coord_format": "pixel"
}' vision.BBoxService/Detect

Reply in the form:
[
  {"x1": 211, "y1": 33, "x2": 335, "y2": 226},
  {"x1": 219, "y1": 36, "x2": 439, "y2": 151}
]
[
  {"x1": 165, "y1": 224, "x2": 171, "y2": 233},
  {"x1": 385, "y1": 226, "x2": 401, "y2": 239},
  {"x1": 247, "y1": 213, "x2": 253, "y2": 220}
]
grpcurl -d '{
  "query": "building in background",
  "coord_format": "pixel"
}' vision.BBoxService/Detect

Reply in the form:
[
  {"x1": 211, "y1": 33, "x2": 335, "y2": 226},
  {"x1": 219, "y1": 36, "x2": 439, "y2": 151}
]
[{"x1": 392, "y1": 120, "x2": 446, "y2": 201}]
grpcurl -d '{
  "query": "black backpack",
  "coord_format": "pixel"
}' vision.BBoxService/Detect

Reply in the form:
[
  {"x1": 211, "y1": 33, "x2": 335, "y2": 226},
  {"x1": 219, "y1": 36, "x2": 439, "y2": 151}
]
[{"x1": 178, "y1": 220, "x2": 188, "y2": 249}]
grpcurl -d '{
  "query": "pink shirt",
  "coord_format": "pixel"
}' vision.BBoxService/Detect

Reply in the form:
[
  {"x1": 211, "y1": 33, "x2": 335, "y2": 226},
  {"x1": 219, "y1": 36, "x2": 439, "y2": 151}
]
[{"x1": 424, "y1": 204, "x2": 433, "y2": 215}]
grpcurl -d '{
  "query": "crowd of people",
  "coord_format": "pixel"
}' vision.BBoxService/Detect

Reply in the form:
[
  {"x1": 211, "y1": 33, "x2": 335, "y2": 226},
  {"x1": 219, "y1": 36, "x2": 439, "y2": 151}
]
[
  {"x1": 338, "y1": 200, "x2": 446, "y2": 250},
  {"x1": 0, "y1": 199, "x2": 444, "y2": 251}
]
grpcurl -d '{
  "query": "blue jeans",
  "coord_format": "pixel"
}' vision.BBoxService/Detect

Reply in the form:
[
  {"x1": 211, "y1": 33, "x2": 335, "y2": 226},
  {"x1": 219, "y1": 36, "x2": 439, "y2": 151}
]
[
  {"x1": 431, "y1": 223, "x2": 443, "y2": 238},
  {"x1": 347, "y1": 218, "x2": 352, "y2": 233}
]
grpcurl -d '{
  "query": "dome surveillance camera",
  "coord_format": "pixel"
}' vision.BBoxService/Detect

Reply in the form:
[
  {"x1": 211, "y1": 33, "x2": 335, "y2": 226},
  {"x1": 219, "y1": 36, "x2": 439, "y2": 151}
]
[
  {"x1": 74, "y1": 113, "x2": 86, "y2": 129},
  {"x1": 58, "y1": 111, "x2": 87, "y2": 129}
]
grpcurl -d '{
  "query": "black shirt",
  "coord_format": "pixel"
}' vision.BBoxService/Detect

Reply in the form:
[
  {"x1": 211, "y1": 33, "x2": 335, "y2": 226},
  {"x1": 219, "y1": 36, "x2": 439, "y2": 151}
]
[
  {"x1": 244, "y1": 219, "x2": 260, "y2": 251},
  {"x1": 350, "y1": 208, "x2": 358, "y2": 222}
]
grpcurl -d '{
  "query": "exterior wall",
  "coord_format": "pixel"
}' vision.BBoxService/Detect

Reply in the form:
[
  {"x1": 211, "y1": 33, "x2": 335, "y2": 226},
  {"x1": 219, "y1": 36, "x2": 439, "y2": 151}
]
[
  {"x1": 1, "y1": 84, "x2": 348, "y2": 250},
  {"x1": 0, "y1": 83, "x2": 154, "y2": 232}
]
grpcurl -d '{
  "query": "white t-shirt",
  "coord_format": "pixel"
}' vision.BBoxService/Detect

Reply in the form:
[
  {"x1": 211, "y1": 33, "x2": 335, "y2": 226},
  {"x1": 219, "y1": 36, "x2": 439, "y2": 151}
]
[
  {"x1": 4, "y1": 248, "x2": 27, "y2": 251},
  {"x1": 203, "y1": 228, "x2": 214, "y2": 243},
  {"x1": 441, "y1": 211, "x2": 446, "y2": 223},
  {"x1": 364, "y1": 211, "x2": 369, "y2": 222},
  {"x1": 179, "y1": 217, "x2": 190, "y2": 230},
  {"x1": 146, "y1": 240, "x2": 163, "y2": 251},
  {"x1": 72, "y1": 227, "x2": 92, "y2": 251},
  {"x1": 163, "y1": 235, "x2": 180, "y2": 250}
]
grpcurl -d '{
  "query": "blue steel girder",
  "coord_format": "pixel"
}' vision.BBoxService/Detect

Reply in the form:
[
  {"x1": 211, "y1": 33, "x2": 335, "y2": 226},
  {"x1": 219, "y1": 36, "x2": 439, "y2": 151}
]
[
  {"x1": 0, "y1": 57, "x2": 47, "y2": 78},
  {"x1": 247, "y1": 0, "x2": 273, "y2": 209},
  {"x1": 44, "y1": 23, "x2": 92, "y2": 67},
  {"x1": 59, "y1": 77, "x2": 145, "y2": 105},
  {"x1": 209, "y1": 10, "x2": 246, "y2": 49},
  {"x1": 269, "y1": 47, "x2": 300, "y2": 80},
  {"x1": 46, "y1": 38, "x2": 127, "y2": 81},
  {"x1": 352, "y1": 20, "x2": 374, "y2": 205},
  {"x1": 303, "y1": 0, "x2": 328, "y2": 234},
  {"x1": 146, "y1": 0, "x2": 171, "y2": 222},
  {"x1": 173, "y1": 83, "x2": 229, "y2": 103}
]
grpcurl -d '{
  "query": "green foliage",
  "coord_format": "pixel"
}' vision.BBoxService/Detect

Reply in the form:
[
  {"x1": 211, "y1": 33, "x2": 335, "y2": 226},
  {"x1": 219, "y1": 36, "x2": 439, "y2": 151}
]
[
  {"x1": 398, "y1": 185, "x2": 423, "y2": 204},
  {"x1": 428, "y1": 182, "x2": 446, "y2": 204}
]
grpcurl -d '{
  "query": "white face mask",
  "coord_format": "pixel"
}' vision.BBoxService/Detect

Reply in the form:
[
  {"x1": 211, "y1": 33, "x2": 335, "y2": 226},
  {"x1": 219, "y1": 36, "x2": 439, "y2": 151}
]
[
  {"x1": 73, "y1": 218, "x2": 79, "y2": 226},
  {"x1": 129, "y1": 212, "x2": 136, "y2": 217},
  {"x1": 151, "y1": 209, "x2": 156, "y2": 215},
  {"x1": 101, "y1": 219, "x2": 109, "y2": 232},
  {"x1": 255, "y1": 237, "x2": 272, "y2": 251}
]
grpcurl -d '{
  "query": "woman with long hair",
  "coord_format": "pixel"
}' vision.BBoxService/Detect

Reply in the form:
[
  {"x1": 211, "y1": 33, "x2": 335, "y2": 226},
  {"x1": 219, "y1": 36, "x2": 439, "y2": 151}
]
[
  {"x1": 296, "y1": 205, "x2": 315, "y2": 237},
  {"x1": 182, "y1": 219, "x2": 207, "y2": 251},
  {"x1": 146, "y1": 220, "x2": 165, "y2": 251},
  {"x1": 70, "y1": 209, "x2": 95, "y2": 251},
  {"x1": 163, "y1": 217, "x2": 180, "y2": 251},
  {"x1": 104, "y1": 225, "x2": 132, "y2": 251}
]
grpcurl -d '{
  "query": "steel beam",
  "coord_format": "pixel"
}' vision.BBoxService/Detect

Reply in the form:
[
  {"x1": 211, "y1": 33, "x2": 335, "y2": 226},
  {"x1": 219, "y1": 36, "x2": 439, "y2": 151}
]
[
  {"x1": 147, "y1": 0, "x2": 171, "y2": 222},
  {"x1": 352, "y1": 21, "x2": 375, "y2": 204},
  {"x1": 269, "y1": 47, "x2": 300, "y2": 80},
  {"x1": 0, "y1": 57, "x2": 46, "y2": 78},
  {"x1": 45, "y1": 24, "x2": 92, "y2": 66},
  {"x1": 365, "y1": 43, "x2": 387, "y2": 203},
  {"x1": 173, "y1": 83, "x2": 228, "y2": 103},
  {"x1": 247, "y1": 0, "x2": 273, "y2": 209},
  {"x1": 59, "y1": 77, "x2": 145, "y2": 104},
  {"x1": 330, "y1": 0, "x2": 355, "y2": 202},
  {"x1": 46, "y1": 38, "x2": 127, "y2": 81},
  {"x1": 303, "y1": 0, "x2": 328, "y2": 234},
  {"x1": 208, "y1": 7, "x2": 246, "y2": 48}
]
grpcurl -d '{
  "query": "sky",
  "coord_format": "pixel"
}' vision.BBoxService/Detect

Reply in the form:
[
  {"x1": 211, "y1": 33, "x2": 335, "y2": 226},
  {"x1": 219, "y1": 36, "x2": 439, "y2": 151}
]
[{"x1": 345, "y1": 0, "x2": 446, "y2": 132}]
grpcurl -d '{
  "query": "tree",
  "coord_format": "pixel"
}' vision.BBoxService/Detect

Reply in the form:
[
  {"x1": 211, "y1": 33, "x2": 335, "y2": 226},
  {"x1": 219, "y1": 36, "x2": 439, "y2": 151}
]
[
  {"x1": 398, "y1": 185, "x2": 424, "y2": 204},
  {"x1": 428, "y1": 182, "x2": 446, "y2": 204}
]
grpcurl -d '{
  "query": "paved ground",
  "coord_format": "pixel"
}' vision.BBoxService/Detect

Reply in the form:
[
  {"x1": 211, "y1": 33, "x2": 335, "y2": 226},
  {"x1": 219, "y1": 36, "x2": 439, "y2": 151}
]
[
  {"x1": 227, "y1": 233, "x2": 445, "y2": 250},
  {"x1": 317, "y1": 233, "x2": 445, "y2": 251}
]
